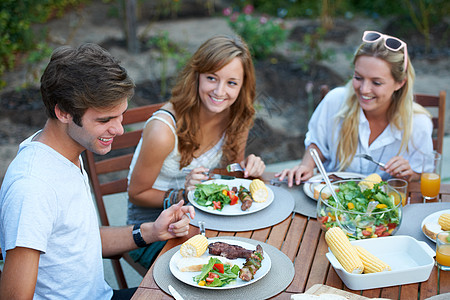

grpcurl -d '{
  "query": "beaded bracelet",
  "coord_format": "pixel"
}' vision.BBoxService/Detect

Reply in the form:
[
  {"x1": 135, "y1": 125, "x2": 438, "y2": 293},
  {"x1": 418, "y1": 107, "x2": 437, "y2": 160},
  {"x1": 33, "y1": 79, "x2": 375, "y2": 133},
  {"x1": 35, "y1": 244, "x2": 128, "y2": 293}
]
[{"x1": 163, "y1": 189, "x2": 175, "y2": 209}]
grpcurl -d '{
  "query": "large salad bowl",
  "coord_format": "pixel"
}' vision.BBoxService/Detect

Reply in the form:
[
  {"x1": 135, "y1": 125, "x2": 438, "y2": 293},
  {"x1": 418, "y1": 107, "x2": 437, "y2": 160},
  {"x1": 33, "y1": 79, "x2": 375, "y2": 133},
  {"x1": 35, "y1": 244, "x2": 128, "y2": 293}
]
[{"x1": 317, "y1": 179, "x2": 403, "y2": 240}]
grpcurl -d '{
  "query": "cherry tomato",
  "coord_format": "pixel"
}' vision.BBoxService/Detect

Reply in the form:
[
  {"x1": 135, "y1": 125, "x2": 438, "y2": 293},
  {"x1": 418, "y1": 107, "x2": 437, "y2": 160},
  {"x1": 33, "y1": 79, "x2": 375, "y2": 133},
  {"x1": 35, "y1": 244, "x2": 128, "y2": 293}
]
[
  {"x1": 213, "y1": 263, "x2": 224, "y2": 273},
  {"x1": 228, "y1": 191, "x2": 239, "y2": 205},
  {"x1": 212, "y1": 201, "x2": 221, "y2": 210}
]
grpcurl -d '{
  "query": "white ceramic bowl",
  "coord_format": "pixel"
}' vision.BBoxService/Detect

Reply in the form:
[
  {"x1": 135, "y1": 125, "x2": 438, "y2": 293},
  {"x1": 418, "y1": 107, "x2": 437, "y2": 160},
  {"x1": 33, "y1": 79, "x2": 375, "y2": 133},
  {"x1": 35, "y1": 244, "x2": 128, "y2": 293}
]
[{"x1": 326, "y1": 235, "x2": 435, "y2": 290}]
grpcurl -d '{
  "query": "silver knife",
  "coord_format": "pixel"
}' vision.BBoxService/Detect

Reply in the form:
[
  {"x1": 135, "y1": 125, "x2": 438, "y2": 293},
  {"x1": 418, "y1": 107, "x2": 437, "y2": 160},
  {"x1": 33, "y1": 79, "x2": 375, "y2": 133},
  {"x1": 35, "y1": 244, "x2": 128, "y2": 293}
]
[
  {"x1": 168, "y1": 285, "x2": 185, "y2": 300},
  {"x1": 270, "y1": 177, "x2": 363, "y2": 185},
  {"x1": 182, "y1": 169, "x2": 236, "y2": 180},
  {"x1": 209, "y1": 173, "x2": 236, "y2": 180},
  {"x1": 270, "y1": 178, "x2": 325, "y2": 185}
]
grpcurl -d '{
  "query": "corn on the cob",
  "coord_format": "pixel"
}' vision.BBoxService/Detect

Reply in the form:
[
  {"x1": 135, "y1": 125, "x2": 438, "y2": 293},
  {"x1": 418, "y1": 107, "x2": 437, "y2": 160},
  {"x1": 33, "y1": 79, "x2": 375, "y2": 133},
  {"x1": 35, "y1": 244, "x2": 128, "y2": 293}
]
[
  {"x1": 325, "y1": 227, "x2": 364, "y2": 274},
  {"x1": 249, "y1": 179, "x2": 269, "y2": 203},
  {"x1": 358, "y1": 173, "x2": 382, "y2": 190},
  {"x1": 353, "y1": 245, "x2": 391, "y2": 273},
  {"x1": 180, "y1": 234, "x2": 208, "y2": 257},
  {"x1": 438, "y1": 213, "x2": 450, "y2": 231}
]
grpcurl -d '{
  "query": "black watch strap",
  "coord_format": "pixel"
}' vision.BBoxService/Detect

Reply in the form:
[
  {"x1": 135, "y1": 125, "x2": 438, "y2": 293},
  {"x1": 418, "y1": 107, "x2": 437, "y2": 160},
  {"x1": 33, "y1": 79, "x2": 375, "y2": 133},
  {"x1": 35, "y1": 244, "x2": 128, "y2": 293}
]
[{"x1": 132, "y1": 223, "x2": 147, "y2": 248}]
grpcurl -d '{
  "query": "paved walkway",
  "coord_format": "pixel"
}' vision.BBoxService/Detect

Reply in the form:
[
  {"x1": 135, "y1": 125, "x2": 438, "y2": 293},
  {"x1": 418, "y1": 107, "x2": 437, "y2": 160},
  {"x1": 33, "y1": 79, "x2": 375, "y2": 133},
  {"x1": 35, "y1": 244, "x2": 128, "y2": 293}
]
[{"x1": 102, "y1": 135, "x2": 450, "y2": 289}]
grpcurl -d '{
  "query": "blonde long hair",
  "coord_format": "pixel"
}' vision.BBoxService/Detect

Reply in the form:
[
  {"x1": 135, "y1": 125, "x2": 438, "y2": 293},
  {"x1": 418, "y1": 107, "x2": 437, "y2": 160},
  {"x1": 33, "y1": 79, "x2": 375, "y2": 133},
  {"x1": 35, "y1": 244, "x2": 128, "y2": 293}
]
[
  {"x1": 335, "y1": 38, "x2": 430, "y2": 170},
  {"x1": 170, "y1": 35, "x2": 256, "y2": 168}
]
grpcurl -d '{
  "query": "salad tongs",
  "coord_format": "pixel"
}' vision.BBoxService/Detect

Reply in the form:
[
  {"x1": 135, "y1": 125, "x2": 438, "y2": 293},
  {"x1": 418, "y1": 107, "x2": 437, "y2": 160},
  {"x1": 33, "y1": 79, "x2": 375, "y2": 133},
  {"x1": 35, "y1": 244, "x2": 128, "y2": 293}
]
[{"x1": 310, "y1": 148, "x2": 356, "y2": 234}]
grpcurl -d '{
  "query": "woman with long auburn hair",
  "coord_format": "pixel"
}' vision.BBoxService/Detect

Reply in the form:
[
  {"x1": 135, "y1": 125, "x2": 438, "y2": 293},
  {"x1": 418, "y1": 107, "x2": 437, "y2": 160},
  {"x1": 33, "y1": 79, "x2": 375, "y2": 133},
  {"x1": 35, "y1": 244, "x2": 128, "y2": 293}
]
[
  {"x1": 277, "y1": 31, "x2": 432, "y2": 187},
  {"x1": 125, "y1": 35, "x2": 265, "y2": 267}
]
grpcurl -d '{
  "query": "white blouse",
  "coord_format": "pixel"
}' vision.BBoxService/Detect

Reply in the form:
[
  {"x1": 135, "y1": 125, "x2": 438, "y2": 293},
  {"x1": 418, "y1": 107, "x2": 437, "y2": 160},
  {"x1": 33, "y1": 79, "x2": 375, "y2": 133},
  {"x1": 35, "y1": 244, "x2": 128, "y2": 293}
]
[{"x1": 304, "y1": 86, "x2": 433, "y2": 180}]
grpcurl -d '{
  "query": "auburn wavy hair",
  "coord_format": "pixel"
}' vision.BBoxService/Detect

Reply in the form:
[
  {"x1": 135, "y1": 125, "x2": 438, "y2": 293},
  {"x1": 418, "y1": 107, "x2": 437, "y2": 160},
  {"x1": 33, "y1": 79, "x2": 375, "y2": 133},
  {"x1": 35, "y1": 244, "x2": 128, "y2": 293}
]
[
  {"x1": 170, "y1": 35, "x2": 256, "y2": 168},
  {"x1": 335, "y1": 37, "x2": 430, "y2": 170}
]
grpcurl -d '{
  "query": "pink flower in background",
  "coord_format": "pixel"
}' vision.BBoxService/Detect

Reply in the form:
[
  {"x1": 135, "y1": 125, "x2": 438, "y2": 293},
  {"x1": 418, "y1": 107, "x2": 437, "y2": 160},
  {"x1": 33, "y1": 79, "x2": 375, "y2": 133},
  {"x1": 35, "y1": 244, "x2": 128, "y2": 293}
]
[
  {"x1": 243, "y1": 4, "x2": 254, "y2": 15},
  {"x1": 230, "y1": 12, "x2": 239, "y2": 22},
  {"x1": 260, "y1": 15, "x2": 268, "y2": 24},
  {"x1": 223, "y1": 7, "x2": 232, "y2": 16}
]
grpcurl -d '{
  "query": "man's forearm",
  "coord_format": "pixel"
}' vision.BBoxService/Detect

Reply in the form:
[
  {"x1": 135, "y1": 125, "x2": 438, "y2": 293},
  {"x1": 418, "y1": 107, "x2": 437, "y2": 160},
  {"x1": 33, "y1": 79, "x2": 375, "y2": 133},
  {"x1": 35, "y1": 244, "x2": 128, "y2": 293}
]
[{"x1": 100, "y1": 223, "x2": 159, "y2": 257}]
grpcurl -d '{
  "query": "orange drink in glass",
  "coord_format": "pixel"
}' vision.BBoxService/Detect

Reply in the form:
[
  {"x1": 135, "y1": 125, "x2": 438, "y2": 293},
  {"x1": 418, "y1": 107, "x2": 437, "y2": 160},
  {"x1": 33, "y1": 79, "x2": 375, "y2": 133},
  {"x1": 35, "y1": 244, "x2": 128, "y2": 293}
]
[
  {"x1": 387, "y1": 179, "x2": 408, "y2": 206},
  {"x1": 436, "y1": 231, "x2": 450, "y2": 271},
  {"x1": 421, "y1": 151, "x2": 441, "y2": 202},
  {"x1": 420, "y1": 173, "x2": 441, "y2": 198}
]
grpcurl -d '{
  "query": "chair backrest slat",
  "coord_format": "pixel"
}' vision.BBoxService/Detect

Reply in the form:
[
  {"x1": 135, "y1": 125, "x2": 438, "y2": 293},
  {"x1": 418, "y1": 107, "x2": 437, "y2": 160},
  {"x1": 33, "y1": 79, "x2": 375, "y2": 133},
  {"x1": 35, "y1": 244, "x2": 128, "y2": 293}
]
[
  {"x1": 95, "y1": 154, "x2": 134, "y2": 174},
  {"x1": 100, "y1": 179, "x2": 128, "y2": 196},
  {"x1": 415, "y1": 91, "x2": 446, "y2": 154},
  {"x1": 111, "y1": 130, "x2": 144, "y2": 150}
]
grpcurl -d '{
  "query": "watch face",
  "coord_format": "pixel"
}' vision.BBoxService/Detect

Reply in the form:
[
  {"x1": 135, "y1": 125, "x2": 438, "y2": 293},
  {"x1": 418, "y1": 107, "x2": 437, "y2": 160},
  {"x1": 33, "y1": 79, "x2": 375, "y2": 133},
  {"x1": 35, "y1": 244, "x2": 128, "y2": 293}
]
[{"x1": 133, "y1": 224, "x2": 147, "y2": 247}]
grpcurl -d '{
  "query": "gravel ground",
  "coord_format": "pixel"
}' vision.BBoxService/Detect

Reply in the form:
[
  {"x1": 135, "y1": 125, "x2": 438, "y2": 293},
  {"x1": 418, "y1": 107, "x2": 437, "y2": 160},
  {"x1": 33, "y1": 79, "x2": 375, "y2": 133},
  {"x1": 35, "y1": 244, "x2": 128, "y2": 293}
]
[{"x1": 1, "y1": 1, "x2": 448, "y2": 184}]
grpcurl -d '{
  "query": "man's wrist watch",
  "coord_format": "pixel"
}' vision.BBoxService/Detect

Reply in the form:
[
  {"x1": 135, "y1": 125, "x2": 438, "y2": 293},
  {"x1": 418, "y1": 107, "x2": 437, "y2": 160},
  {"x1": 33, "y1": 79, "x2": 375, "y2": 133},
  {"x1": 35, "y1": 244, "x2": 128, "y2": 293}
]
[{"x1": 132, "y1": 223, "x2": 148, "y2": 248}]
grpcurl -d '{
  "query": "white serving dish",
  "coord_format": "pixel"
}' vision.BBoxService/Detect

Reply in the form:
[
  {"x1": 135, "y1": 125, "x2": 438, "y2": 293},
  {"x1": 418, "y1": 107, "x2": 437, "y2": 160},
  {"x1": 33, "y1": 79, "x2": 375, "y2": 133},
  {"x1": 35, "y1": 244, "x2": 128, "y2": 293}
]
[{"x1": 326, "y1": 235, "x2": 435, "y2": 290}]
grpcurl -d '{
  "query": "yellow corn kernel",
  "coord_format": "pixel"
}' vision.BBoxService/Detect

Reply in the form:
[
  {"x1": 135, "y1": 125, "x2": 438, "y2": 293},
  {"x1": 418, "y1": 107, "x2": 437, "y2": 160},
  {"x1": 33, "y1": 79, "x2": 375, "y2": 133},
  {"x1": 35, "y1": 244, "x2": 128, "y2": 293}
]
[
  {"x1": 249, "y1": 179, "x2": 269, "y2": 203},
  {"x1": 325, "y1": 227, "x2": 364, "y2": 274},
  {"x1": 222, "y1": 190, "x2": 228, "y2": 196},
  {"x1": 347, "y1": 202, "x2": 355, "y2": 209},
  {"x1": 376, "y1": 204, "x2": 387, "y2": 209},
  {"x1": 198, "y1": 280, "x2": 206, "y2": 286},
  {"x1": 365, "y1": 227, "x2": 373, "y2": 232},
  {"x1": 438, "y1": 213, "x2": 450, "y2": 231},
  {"x1": 371, "y1": 234, "x2": 378, "y2": 238},
  {"x1": 358, "y1": 173, "x2": 382, "y2": 190},
  {"x1": 180, "y1": 234, "x2": 208, "y2": 258},
  {"x1": 353, "y1": 245, "x2": 391, "y2": 273}
]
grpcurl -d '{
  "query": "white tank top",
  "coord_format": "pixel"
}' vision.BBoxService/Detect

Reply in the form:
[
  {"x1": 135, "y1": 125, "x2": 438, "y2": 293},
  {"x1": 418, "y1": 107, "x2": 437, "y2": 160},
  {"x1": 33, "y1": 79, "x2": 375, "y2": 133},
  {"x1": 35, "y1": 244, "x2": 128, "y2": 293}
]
[{"x1": 127, "y1": 110, "x2": 224, "y2": 191}]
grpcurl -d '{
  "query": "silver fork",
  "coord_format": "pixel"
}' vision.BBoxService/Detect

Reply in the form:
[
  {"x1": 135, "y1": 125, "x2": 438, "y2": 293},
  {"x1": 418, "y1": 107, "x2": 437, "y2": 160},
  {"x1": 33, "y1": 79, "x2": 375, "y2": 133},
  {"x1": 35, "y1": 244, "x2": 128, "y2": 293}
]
[
  {"x1": 355, "y1": 154, "x2": 386, "y2": 168},
  {"x1": 198, "y1": 221, "x2": 205, "y2": 236},
  {"x1": 226, "y1": 163, "x2": 245, "y2": 172}
]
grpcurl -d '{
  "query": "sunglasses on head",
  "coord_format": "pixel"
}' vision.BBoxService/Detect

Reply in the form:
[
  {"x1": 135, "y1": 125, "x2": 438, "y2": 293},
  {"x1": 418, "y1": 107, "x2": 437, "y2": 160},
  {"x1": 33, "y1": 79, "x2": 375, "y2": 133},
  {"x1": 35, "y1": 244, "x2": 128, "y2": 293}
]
[{"x1": 362, "y1": 31, "x2": 408, "y2": 72}]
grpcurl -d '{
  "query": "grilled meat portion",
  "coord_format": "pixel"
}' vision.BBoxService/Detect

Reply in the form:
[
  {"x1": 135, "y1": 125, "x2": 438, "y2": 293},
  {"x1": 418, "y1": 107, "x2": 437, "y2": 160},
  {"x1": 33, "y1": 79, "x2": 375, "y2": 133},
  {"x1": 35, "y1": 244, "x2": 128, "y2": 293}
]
[
  {"x1": 238, "y1": 186, "x2": 253, "y2": 211},
  {"x1": 208, "y1": 242, "x2": 253, "y2": 259},
  {"x1": 239, "y1": 244, "x2": 264, "y2": 281}
]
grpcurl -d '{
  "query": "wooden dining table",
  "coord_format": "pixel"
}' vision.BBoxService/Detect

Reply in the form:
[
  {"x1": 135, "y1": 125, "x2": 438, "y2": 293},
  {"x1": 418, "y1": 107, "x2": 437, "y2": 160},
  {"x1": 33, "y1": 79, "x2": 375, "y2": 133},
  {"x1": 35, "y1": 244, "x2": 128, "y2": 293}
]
[{"x1": 131, "y1": 171, "x2": 450, "y2": 300}]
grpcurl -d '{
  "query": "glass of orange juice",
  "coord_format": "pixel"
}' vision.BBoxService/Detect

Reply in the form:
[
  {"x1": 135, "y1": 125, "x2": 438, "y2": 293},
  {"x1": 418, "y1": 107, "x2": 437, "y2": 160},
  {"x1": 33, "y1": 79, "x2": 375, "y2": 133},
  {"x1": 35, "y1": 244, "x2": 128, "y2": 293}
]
[
  {"x1": 421, "y1": 151, "x2": 441, "y2": 202},
  {"x1": 387, "y1": 179, "x2": 408, "y2": 206},
  {"x1": 436, "y1": 231, "x2": 450, "y2": 271}
]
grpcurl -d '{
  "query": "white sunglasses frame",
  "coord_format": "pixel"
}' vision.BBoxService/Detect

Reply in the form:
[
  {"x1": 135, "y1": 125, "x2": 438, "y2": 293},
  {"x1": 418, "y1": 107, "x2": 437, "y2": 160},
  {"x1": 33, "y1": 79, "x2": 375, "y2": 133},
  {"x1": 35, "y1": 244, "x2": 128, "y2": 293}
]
[{"x1": 362, "y1": 30, "x2": 408, "y2": 72}]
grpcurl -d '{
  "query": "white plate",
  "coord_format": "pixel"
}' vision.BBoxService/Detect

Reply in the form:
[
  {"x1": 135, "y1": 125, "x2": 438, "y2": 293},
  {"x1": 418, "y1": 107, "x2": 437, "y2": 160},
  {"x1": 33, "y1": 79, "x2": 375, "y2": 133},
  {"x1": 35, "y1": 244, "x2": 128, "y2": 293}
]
[
  {"x1": 326, "y1": 235, "x2": 435, "y2": 290},
  {"x1": 303, "y1": 172, "x2": 365, "y2": 200},
  {"x1": 169, "y1": 238, "x2": 271, "y2": 289},
  {"x1": 188, "y1": 178, "x2": 274, "y2": 216},
  {"x1": 421, "y1": 209, "x2": 450, "y2": 242}
]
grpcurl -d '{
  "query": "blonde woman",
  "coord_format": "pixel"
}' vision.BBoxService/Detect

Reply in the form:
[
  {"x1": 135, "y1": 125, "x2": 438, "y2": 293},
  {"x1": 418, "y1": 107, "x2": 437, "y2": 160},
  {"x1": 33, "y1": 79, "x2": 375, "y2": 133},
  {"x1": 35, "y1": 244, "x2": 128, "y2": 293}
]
[{"x1": 278, "y1": 31, "x2": 432, "y2": 186}]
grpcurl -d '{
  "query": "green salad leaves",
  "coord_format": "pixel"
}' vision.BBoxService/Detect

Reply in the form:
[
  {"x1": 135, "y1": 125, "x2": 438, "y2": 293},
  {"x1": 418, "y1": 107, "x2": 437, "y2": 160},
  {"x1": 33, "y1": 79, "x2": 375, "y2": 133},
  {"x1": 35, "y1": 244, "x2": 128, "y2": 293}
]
[
  {"x1": 193, "y1": 183, "x2": 231, "y2": 210},
  {"x1": 193, "y1": 257, "x2": 240, "y2": 287},
  {"x1": 318, "y1": 181, "x2": 402, "y2": 240}
]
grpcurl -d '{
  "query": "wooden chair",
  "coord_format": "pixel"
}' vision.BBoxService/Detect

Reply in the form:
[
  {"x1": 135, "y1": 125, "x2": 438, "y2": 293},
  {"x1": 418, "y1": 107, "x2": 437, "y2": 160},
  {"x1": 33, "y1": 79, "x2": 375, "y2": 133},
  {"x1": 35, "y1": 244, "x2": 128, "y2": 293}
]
[
  {"x1": 319, "y1": 86, "x2": 446, "y2": 154},
  {"x1": 84, "y1": 102, "x2": 165, "y2": 289},
  {"x1": 414, "y1": 91, "x2": 446, "y2": 154}
]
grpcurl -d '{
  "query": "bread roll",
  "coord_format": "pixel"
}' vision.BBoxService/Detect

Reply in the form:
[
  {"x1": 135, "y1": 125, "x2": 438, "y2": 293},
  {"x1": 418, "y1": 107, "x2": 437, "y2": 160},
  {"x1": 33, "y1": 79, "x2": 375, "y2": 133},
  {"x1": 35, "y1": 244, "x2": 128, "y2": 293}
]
[
  {"x1": 422, "y1": 222, "x2": 442, "y2": 240},
  {"x1": 176, "y1": 256, "x2": 233, "y2": 272}
]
